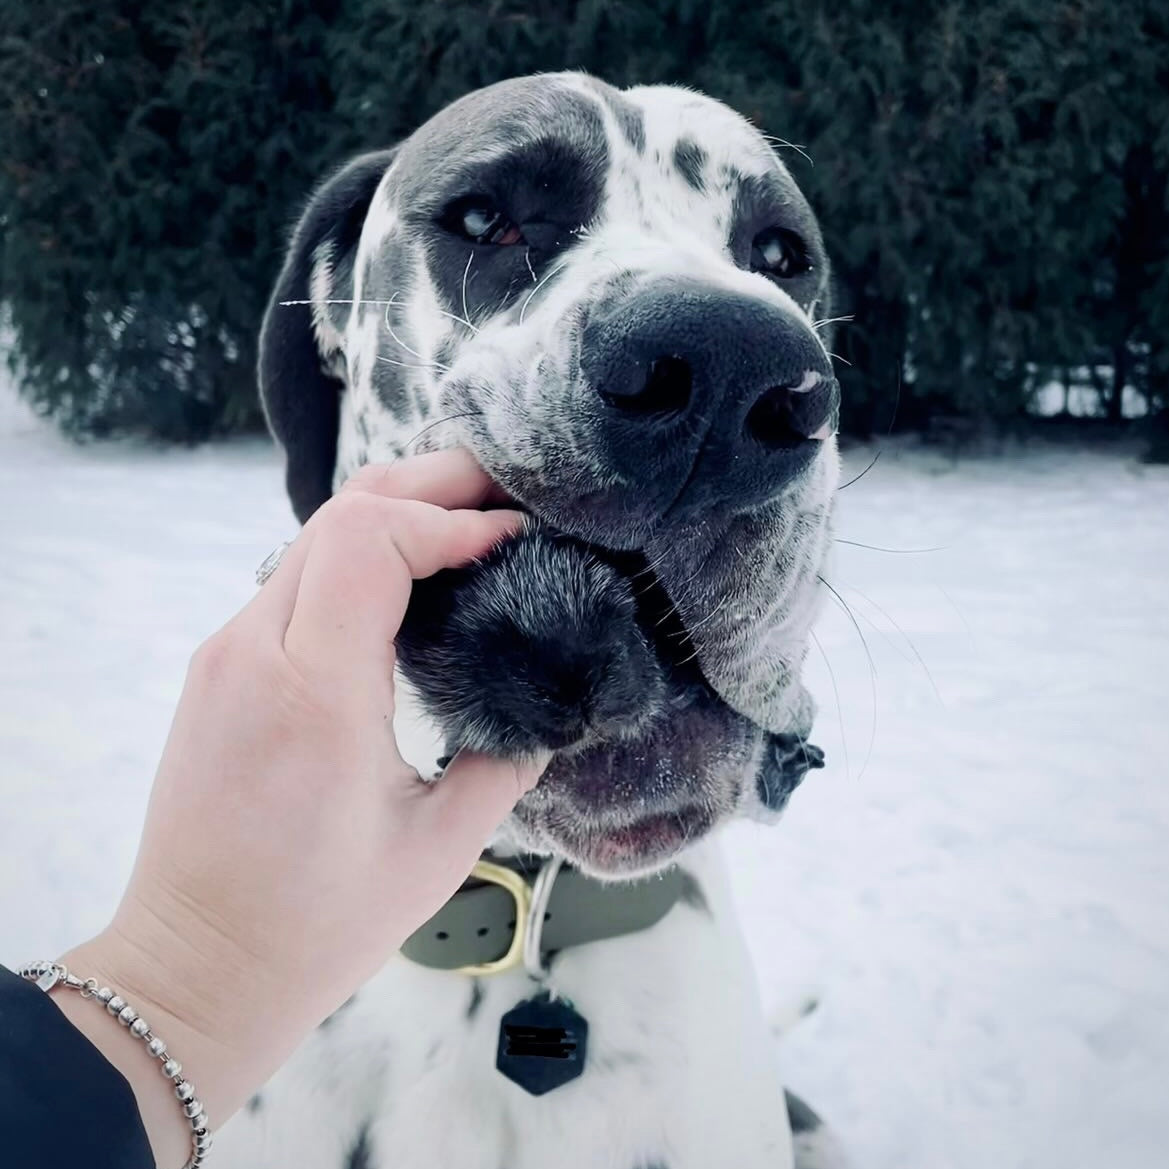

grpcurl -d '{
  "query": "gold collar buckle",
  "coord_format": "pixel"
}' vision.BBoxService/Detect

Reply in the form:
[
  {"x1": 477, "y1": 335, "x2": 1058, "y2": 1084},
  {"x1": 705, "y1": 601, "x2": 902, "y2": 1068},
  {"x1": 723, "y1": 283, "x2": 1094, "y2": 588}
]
[{"x1": 454, "y1": 860, "x2": 532, "y2": 976}]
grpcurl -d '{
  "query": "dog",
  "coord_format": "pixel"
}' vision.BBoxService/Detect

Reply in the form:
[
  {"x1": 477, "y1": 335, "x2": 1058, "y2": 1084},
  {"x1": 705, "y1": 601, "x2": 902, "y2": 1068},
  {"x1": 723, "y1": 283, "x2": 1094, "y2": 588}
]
[{"x1": 216, "y1": 73, "x2": 848, "y2": 1169}]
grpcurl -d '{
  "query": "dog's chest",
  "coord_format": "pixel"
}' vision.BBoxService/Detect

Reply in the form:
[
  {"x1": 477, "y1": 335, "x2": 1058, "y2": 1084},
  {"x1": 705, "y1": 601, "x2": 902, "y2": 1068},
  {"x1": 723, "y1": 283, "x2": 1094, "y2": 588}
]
[{"x1": 214, "y1": 844, "x2": 794, "y2": 1169}]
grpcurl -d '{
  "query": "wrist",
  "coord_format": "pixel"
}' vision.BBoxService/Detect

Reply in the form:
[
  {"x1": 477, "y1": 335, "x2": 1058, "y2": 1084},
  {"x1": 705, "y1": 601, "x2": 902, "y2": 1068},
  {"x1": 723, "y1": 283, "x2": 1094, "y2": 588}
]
[
  {"x1": 57, "y1": 925, "x2": 287, "y2": 1168},
  {"x1": 48, "y1": 938, "x2": 221, "y2": 1169}
]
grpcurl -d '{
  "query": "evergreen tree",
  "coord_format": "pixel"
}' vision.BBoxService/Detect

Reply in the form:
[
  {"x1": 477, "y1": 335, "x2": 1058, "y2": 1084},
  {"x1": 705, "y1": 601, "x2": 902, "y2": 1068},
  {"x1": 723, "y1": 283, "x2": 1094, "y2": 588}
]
[
  {"x1": 2, "y1": 0, "x2": 1165, "y2": 442},
  {"x1": 1, "y1": 1, "x2": 345, "y2": 439}
]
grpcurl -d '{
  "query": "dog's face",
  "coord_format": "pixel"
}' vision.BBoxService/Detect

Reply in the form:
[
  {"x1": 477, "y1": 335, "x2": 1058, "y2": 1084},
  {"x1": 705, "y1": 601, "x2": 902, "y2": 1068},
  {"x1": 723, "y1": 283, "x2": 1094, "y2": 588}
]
[{"x1": 261, "y1": 73, "x2": 839, "y2": 877}]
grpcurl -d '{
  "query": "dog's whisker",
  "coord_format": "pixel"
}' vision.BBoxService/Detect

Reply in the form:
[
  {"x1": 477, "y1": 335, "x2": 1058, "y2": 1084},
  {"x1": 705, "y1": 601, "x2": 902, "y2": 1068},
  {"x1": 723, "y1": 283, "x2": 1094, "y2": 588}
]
[
  {"x1": 436, "y1": 306, "x2": 478, "y2": 334},
  {"x1": 843, "y1": 584, "x2": 945, "y2": 706},
  {"x1": 461, "y1": 252, "x2": 475, "y2": 331},
  {"x1": 826, "y1": 350, "x2": 852, "y2": 366},
  {"x1": 379, "y1": 291, "x2": 430, "y2": 363},
  {"x1": 810, "y1": 629, "x2": 850, "y2": 782},
  {"x1": 403, "y1": 410, "x2": 483, "y2": 451},
  {"x1": 834, "y1": 538, "x2": 945, "y2": 555},
  {"x1": 629, "y1": 546, "x2": 678, "y2": 584},
  {"x1": 650, "y1": 565, "x2": 715, "y2": 629},
  {"x1": 520, "y1": 259, "x2": 569, "y2": 325},
  {"x1": 818, "y1": 574, "x2": 878, "y2": 781},
  {"x1": 677, "y1": 592, "x2": 735, "y2": 638},
  {"x1": 937, "y1": 583, "x2": 974, "y2": 639},
  {"x1": 811, "y1": 315, "x2": 854, "y2": 331},
  {"x1": 279, "y1": 297, "x2": 397, "y2": 308},
  {"x1": 761, "y1": 132, "x2": 814, "y2": 167},
  {"x1": 376, "y1": 355, "x2": 449, "y2": 374},
  {"x1": 524, "y1": 247, "x2": 537, "y2": 283},
  {"x1": 839, "y1": 450, "x2": 882, "y2": 490}
]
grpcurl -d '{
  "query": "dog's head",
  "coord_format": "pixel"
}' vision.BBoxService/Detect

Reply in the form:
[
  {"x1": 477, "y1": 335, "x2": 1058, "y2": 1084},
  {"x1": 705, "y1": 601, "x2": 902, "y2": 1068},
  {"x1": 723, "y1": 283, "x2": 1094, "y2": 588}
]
[{"x1": 261, "y1": 73, "x2": 839, "y2": 877}]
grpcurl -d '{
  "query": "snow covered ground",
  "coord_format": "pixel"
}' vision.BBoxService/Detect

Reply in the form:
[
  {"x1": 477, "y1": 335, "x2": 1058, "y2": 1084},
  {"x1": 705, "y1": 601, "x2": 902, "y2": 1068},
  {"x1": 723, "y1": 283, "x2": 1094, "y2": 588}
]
[{"x1": 1, "y1": 378, "x2": 1167, "y2": 1169}]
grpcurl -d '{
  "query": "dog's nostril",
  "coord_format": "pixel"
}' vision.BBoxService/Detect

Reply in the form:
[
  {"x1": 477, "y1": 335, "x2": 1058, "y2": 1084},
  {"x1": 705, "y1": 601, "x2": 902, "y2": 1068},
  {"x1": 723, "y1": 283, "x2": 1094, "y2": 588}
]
[
  {"x1": 600, "y1": 355, "x2": 692, "y2": 418},
  {"x1": 745, "y1": 378, "x2": 835, "y2": 449},
  {"x1": 744, "y1": 386, "x2": 805, "y2": 449}
]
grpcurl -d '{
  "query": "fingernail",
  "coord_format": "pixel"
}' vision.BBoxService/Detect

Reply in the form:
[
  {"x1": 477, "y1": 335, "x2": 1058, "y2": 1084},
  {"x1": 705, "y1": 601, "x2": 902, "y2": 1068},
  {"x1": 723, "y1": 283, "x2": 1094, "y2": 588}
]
[{"x1": 515, "y1": 749, "x2": 554, "y2": 793}]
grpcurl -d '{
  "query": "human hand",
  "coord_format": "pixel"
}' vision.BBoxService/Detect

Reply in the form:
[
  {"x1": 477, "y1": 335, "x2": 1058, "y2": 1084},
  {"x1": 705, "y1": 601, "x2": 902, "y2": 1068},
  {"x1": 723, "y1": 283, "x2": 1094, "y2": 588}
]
[{"x1": 57, "y1": 450, "x2": 547, "y2": 1166}]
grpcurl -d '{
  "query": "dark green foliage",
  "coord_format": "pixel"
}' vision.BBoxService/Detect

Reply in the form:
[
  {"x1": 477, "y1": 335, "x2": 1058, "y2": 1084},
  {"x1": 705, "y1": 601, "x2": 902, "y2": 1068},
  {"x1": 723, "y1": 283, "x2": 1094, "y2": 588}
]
[
  {"x1": 0, "y1": 1, "x2": 342, "y2": 439},
  {"x1": 2, "y1": 0, "x2": 1166, "y2": 441}
]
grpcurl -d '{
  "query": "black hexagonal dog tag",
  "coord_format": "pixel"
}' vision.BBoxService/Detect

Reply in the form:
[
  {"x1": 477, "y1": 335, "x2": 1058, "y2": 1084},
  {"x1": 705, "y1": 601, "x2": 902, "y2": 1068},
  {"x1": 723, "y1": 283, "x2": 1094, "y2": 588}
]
[{"x1": 496, "y1": 992, "x2": 588, "y2": 1096}]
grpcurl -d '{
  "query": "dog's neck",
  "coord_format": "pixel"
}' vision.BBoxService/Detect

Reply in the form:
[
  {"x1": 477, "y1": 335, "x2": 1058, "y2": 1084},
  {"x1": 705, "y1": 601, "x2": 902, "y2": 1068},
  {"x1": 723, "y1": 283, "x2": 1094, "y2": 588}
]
[{"x1": 399, "y1": 852, "x2": 689, "y2": 978}]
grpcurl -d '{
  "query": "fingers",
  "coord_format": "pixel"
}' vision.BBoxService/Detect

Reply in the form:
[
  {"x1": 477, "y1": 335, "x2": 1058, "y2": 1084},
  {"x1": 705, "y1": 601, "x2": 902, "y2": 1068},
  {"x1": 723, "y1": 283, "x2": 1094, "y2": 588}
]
[
  {"x1": 282, "y1": 492, "x2": 523, "y2": 686},
  {"x1": 417, "y1": 748, "x2": 551, "y2": 858},
  {"x1": 240, "y1": 450, "x2": 521, "y2": 672},
  {"x1": 237, "y1": 528, "x2": 317, "y2": 634},
  {"x1": 341, "y1": 449, "x2": 514, "y2": 511}
]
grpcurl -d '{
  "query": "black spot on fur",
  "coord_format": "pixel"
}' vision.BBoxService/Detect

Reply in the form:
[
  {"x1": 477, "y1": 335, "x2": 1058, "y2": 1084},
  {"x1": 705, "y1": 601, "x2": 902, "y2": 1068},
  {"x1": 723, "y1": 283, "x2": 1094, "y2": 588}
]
[
  {"x1": 466, "y1": 978, "x2": 485, "y2": 1021},
  {"x1": 602, "y1": 91, "x2": 646, "y2": 153},
  {"x1": 673, "y1": 138, "x2": 708, "y2": 192},
  {"x1": 422, "y1": 101, "x2": 608, "y2": 323},
  {"x1": 246, "y1": 1093, "x2": 263, "y2": 1113},
  {"x1": 677, "y1": 871, "x2": 711, "y2": 914},
  {"x1": 718, "y1": 162, "x2": 747, "y2": 192},
  {"x1": 785, "y1": 1089, "x2": 823, "y2": 1134},
  {"x1": 318, "y1": 993, "x2": 358, "y2": 1030},
  {"x1": 756, "y1": 735, "x2": 825, "y2": 811},
  {"x1": 346, "y1": 1126, "x2": 372, "y2": 1169},
  {"x1": 727, "y1": 169, "x2": 829, "y2": 318}
]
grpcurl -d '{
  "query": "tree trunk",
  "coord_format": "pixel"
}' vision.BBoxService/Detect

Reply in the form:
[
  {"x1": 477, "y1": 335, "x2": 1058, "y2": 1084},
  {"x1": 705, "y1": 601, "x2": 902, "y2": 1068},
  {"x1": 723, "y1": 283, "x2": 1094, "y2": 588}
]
[{"x1": 1108, "y1": 342, "x2": 1128, "y2": 422}]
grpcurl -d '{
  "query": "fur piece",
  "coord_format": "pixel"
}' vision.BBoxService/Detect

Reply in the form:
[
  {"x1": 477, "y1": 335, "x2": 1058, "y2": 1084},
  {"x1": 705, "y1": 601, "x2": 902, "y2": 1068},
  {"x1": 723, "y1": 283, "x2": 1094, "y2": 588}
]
[{"x1": 397, "y1": 525, "x2": 666, "y2": 755}]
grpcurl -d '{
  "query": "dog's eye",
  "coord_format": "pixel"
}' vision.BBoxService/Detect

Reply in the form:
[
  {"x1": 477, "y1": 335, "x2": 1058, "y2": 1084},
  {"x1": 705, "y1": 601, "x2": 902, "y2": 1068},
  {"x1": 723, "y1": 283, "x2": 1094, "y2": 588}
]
[
  {"x1": 449, "y1": 200, "x2": 525, "y2": 246},
  {"x1": 750, "y1": 227, "x2": 811, "y2": 279}
]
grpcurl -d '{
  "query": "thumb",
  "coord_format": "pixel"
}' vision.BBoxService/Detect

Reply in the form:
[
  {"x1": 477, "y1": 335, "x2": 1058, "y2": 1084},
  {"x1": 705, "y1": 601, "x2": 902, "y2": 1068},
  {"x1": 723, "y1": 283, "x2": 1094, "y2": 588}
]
[{"x1": 420, "y1": 748, "x2": 552, "y2": 858}]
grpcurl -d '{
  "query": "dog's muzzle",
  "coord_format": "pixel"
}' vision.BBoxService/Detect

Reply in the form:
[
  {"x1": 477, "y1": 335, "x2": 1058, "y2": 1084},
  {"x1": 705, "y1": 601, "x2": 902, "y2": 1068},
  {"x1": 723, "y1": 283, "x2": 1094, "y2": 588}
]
[{"x1": 579, "y1": 279, "x2": 839, "y2": 520}]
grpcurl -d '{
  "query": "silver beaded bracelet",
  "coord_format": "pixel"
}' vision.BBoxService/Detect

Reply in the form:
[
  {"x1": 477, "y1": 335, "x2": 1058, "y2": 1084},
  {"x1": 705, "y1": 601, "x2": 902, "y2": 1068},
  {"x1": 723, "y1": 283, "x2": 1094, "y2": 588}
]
[{"x1": 19, "y1": 960, "x2": 213, "y2": 1167}]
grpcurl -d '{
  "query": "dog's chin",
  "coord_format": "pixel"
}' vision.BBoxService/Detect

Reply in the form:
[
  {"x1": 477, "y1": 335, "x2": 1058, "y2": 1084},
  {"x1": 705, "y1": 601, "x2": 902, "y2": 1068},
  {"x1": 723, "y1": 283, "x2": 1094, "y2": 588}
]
[
  {"x1": 508, "y1": 803, "x2": 717, "y2": 881},
  {"x1": 503, "y1": 692, "x2": 761, "y2": 880}
]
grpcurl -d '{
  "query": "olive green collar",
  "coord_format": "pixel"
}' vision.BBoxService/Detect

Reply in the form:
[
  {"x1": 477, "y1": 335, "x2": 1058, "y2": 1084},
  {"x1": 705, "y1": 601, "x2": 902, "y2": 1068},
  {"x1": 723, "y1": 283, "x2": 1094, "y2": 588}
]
[{"x1": 400, "y1": 855, "x2": 685, "y2": 976}]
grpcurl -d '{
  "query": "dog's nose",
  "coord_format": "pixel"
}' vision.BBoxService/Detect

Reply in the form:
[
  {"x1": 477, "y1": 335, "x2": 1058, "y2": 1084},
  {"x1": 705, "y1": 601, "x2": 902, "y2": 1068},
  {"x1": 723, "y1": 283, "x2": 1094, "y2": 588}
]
[{"x1": 581, "y1": 280, "x2": 839, "y2": 514}]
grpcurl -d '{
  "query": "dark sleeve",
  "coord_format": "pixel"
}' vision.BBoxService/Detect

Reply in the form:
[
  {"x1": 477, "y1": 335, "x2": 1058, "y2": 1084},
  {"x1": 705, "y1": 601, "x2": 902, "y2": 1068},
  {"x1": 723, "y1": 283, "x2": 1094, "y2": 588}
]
[{"x1": 0, "y1": 964, "x2": 156, "y2": 1168}]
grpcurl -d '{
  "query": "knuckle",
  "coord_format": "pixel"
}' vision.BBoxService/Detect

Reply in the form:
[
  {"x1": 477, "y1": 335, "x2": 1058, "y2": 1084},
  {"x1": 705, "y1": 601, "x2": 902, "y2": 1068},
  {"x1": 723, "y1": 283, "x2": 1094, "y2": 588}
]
[
  {"x1": 320, "y1": 487, "x2": 397, "y2": 534},
  {"x1": 187, "y1": 628, "x2": 242, "y2": 688},
  {"x1": 341, "y1": 462, "x2": 403, "y2": 497}
]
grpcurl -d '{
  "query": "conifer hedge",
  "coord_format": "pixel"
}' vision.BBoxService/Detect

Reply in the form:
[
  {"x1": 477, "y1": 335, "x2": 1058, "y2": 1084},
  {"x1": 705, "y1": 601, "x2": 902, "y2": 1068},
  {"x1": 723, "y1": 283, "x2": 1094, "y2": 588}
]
[{"x1": 2, "y1": 1, "x2": 1166, "y2": 440}]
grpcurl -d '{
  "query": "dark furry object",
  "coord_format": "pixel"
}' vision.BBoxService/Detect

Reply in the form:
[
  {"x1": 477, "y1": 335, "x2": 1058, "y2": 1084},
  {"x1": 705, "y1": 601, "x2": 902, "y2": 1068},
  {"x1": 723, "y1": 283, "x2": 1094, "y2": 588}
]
[
  {"x1": 755, "y1": 735, "x2": 826, "y2": 811},
  {"x1": 396, "y1": 526, "x2": 669, "y2": 756},
  {"x1": 396, "y1": 525, "x2": 827, "y2": 816}
]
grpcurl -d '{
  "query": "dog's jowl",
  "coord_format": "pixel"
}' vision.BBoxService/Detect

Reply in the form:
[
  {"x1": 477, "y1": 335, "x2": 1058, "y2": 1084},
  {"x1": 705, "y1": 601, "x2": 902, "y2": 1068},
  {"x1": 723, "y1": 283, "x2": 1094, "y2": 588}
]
[{"x1": 223, "y1": 73, "x2": 848, "y2": 1169}]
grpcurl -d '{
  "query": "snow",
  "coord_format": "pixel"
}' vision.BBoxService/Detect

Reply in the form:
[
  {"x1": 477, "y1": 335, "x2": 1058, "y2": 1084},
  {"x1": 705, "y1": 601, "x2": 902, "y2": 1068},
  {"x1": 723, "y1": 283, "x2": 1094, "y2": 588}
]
[{"x1": 2, "y1": 377, "x2": 1167, "y2": 1169}]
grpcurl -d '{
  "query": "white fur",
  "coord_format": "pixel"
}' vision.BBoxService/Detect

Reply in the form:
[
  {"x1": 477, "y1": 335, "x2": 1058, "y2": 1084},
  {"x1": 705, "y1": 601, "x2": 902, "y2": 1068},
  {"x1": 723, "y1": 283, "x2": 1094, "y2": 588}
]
[{"x1": 214, "y1": 840, "x2": 796, "y2": 1169}]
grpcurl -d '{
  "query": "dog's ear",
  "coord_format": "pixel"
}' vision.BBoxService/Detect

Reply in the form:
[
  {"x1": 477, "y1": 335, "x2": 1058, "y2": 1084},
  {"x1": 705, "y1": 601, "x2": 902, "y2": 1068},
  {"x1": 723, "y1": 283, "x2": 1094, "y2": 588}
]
[{"x1": 259, "y1": 149, "x2": 398, "y2": 524}]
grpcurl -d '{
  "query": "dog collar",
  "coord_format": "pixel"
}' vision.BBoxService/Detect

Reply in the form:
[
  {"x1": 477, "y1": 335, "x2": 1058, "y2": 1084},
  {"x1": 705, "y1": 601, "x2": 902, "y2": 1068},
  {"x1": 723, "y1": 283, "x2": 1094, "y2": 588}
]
[{"x1": 400, "y1": 855, "x2": 685, "y2": 976}]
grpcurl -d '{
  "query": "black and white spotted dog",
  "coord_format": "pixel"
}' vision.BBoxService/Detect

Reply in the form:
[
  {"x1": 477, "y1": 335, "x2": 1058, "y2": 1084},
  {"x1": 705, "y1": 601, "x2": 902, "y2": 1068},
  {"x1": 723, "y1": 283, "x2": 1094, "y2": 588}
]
[{"x1": 219, "y1": 73, "x2": 849, "y2": 1169}]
